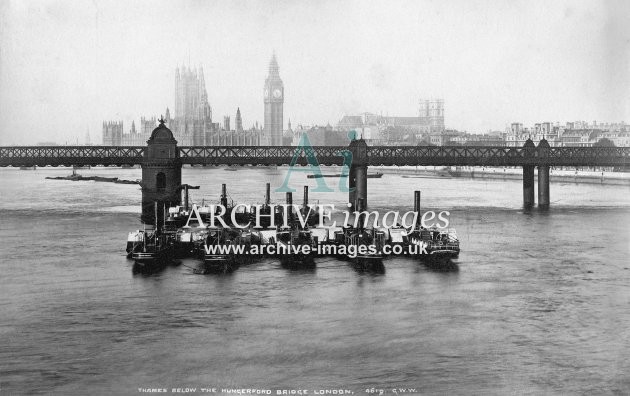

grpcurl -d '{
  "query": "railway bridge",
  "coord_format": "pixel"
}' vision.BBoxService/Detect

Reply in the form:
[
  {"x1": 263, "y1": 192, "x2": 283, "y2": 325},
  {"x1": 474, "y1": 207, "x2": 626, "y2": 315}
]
[{"x1": 2, "y1": 119, "x2": 629, "y2": 221}]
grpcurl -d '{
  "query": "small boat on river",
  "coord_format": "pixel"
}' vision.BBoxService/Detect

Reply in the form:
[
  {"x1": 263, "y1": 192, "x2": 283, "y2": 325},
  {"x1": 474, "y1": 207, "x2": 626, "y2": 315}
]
[
  {"x1": 195, "y1": 227, "x2": 263, "y2": 273},
  {"x1": 345, "y1": 226, "x2": 386, "y2": 272},
  {"x1": 131, "y1": 230, "x2": 173, "y2": 269},
  {"x1": 408, "y1": 227, "x2": 460, "y2": 260},
  {"x1": 276, "y1": 226, "x2": 317, "y2": 269}
]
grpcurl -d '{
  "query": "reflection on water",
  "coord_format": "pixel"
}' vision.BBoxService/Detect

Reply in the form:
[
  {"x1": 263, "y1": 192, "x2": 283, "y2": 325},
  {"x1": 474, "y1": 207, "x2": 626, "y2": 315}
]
[
  {"x1": 422, "y1": 259, "x2": 460, "y2": 273},
  {"x1": 0, "y1": 168, "x2": 629, "y2": 394}
]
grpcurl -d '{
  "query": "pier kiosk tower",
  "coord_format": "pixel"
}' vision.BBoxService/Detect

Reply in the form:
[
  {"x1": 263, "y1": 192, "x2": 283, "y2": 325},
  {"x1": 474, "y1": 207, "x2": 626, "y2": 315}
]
[{"x1": 141, "y1": 117, "x2": 181, "y2": 225}]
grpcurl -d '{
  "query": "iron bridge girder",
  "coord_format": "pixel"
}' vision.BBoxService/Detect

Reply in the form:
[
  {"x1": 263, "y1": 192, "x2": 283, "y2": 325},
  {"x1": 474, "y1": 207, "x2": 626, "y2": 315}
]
[
  {"x1": 0, "y1": 146, "x2": 145, "y2": 167},
  {"x1": 0, "y1": 145, "x2": 628, "y2": 167}
]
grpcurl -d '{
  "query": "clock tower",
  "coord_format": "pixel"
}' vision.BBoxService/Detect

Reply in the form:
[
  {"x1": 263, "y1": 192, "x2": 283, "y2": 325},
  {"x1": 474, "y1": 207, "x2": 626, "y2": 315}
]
[{"x1": 264, "y1": 53, "x2": 284, "y2": 146}]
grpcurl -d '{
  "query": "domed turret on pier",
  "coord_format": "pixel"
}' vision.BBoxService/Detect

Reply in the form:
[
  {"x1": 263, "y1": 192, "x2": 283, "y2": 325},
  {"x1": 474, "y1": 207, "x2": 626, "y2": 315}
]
[
  {"x1": 142, "y1": 116, "x2": 181, "y2": 225},
  {"x1": 148, "y1": 118, "x2": 177, "y2": 144}
]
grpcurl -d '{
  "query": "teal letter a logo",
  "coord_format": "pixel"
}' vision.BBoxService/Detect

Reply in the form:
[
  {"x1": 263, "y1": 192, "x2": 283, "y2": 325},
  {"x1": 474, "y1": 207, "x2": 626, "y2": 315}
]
[{"x1": 276, "y1": 133, "x2": 334, "y2": 193}]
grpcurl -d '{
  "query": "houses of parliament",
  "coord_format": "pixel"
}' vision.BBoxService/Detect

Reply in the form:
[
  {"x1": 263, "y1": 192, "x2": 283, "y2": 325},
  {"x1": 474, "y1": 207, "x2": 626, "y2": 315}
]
[{"x1": 103, "y1": 55, "x2": 284, "y2": 146}]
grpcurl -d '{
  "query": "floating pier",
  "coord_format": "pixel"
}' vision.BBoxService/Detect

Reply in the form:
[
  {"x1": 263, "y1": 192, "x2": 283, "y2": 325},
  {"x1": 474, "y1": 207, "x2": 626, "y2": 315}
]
[{"x1": 128, "y1": 184, "x2": 460, "y2": 274}]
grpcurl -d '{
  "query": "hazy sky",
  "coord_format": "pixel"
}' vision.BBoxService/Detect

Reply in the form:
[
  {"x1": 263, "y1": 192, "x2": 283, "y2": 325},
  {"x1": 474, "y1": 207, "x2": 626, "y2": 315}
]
[{"x1": 0, "y1": 0, "x2": 628, "y2": 145}]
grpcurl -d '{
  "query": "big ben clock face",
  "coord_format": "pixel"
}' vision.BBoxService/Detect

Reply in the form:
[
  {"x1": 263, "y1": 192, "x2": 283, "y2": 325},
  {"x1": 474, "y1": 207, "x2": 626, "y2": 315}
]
[
  {"x1": 273, "y1": 88, "x2": 282, "y2": 99},
  {"x1": 264, "y1": 89, "x2": 269, "y2": 98}
]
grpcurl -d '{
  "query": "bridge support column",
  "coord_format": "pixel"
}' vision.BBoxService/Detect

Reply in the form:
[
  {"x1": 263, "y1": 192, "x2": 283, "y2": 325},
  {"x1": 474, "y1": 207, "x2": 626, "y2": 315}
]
[
  {"x1": 348, "y1": 138, "x2": 369, "y2": 210},
  {"x1": 141, "y1": 119, "x2": 181, "y2": 226},
  {"x1": 354, "y1": 165, "x2": 368, "y2": 210},
  {"x1": 523, "y1": 165, "x2": 535, "y2": 209},
  {"x1": 536, "y1": 138, "x2": 551, "y2": 210},
  {"x1": 538, "y1": 166, "x2": 550, "y2": 209},
  {"x1": 348, "y1": 166, "x2": 357, "y2": 209}
]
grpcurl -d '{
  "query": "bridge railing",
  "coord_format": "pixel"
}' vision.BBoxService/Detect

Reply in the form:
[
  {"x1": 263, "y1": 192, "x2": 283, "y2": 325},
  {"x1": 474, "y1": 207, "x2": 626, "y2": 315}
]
[
  {"x1": 0, "y1": 146, "x2": 145, "y2": 167},
  {"x1": 366, "y1": 146, "x2": 630, "y2": 167},
  {"x1": 366, "y1": 146, "x2": 519, "y2": 166},
  {"x1": 178, "y1": 146, "x2": 347, "y2": 166},
  {"x1": 1, "y1": 145, "x2": 629, "y2": 167},
  {"x1": 544, "y1": 147, "x2": 630, "y2": 166}
]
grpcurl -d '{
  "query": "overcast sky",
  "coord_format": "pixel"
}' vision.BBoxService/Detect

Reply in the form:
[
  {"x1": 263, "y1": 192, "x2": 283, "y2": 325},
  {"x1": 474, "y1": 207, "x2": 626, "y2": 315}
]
[{"x1": 0, "y1": 0, "x2": 628, "y2": 145}]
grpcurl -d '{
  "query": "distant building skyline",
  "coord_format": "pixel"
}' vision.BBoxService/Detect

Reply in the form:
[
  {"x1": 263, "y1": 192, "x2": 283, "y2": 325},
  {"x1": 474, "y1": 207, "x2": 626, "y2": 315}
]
[
  {"x1": 103, "y1": 63, "x2": 262, "y2": 146},
  {"x1": 2, "y1": 1, "x2": 628, "y2": 146},
  {"x1": 335, "y1": 99, "x2": 445, "y2": 143},
  {"x1": 94, "y1": 57, "x2": 630, "y2": 148}
]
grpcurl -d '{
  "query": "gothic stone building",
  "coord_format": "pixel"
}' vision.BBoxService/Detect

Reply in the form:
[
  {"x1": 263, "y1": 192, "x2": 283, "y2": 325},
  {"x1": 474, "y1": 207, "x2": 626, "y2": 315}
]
[{"x1": 103, "y1": 65, "x2": 261, "y2": 146}]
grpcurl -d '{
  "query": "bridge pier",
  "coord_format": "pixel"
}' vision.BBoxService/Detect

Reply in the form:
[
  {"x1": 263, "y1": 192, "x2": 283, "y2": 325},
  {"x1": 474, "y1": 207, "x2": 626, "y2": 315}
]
[
  {"x1": 537, "y1": 138, "x2": 551, "y2": 210},
  {"x1": 348, "y1": 166, "x2": 357, "y2": 209},
  {"x1": 141, "y1": 118, "x2": 181, "y2": 226},
  {"x1": 348, "y1": 138, "x2": 369, "y2": 210},
  {"x1": 523, "y1": 165, "x2": 535, "y2": 208},
  {"x1": 522, "y1": 138, "x2": 536, "y2": 209},
  {"x1": 538, "y1": 166, "x2": 550, "y2": 209},
  {"x1": 354, "y1": 165, "x2": 368, "y2": 210}
]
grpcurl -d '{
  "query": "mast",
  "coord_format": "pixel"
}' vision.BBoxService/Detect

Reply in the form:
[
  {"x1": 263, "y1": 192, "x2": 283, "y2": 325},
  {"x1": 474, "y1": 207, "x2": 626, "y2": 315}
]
[
  {"x1": 221, "y1": 184, "x2": 228, "y2": 208},
  {"x1": 414, "y1": 191, "x2": 421, "y2": 229},
  {"x1": 184, "y1": 184, "x2": 189, "y2": 212},
  {"x1": 286, "y1": 192, "x2": 293, "y2": 226},
  {"x1": 154, "y1": 201, "x2": 158, "y2": 232}
]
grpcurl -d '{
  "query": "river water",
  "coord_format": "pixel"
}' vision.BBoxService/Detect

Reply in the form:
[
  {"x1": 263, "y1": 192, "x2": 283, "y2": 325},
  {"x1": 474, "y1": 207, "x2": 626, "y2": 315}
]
[{"x1": 0, "y1": 167, "x2": 629, "y2": 395}]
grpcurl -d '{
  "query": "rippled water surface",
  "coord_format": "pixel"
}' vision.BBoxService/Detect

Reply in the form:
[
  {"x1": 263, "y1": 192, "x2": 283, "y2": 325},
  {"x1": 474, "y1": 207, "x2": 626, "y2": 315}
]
[{"x1": 1, "y1": 167, "x2": 629, "y2": 395}]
